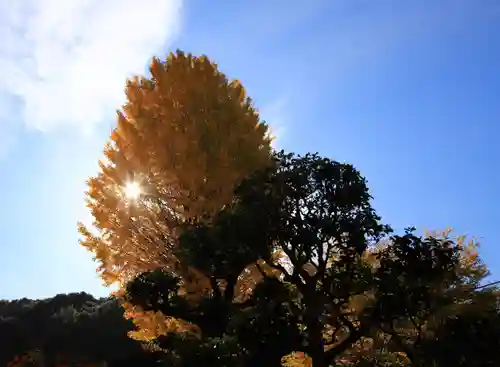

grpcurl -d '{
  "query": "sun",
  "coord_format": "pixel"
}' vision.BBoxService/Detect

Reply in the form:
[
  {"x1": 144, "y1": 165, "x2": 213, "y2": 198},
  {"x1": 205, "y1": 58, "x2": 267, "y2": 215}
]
[{"x1": 123, "y1": 181, "x2": 142, "y2": 200}]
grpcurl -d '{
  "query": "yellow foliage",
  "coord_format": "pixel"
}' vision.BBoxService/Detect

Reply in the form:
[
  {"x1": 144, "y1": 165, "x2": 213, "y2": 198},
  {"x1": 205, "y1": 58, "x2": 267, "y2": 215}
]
[
  {"x1": 281, "y1": 352, "x2": 312, "y2": 367},
  {"x1": 78, "y1": 50, "x2": 272, "y2": 341},
  {"x1": 123, "y1": 300, "x2": 200, "y2": 341}
]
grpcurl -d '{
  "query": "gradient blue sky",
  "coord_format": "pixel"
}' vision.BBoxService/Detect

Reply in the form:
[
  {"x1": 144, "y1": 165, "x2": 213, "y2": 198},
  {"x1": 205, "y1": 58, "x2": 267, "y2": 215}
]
[{"x1": 0, "y1": 0, "x2": 499, "y2": 300}]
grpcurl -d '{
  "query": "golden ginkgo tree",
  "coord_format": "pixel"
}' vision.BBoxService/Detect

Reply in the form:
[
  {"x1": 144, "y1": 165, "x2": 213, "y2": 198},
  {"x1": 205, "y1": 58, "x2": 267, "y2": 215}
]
[{"x1": 78, "y1": 50, "x2": 273, "y2": 339}]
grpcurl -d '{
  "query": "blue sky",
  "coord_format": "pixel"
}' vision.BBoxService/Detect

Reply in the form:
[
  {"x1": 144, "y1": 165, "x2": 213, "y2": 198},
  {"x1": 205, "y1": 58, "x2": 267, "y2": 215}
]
[{"x1": 0, "y1": 0, "x2": 499, "y2": 299}]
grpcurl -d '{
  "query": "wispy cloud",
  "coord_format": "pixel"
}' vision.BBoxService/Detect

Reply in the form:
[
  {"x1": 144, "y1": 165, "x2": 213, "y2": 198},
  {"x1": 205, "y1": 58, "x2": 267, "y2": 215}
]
[{"x1": 0, "y1": 0, "x2": 182, "y2": 133}]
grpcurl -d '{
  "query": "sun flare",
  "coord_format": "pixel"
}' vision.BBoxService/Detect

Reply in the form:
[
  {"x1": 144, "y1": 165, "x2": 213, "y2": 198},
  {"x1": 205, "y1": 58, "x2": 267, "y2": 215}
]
[{"x1": 124, "y1": 181, "x2": 142, "y2": 200}]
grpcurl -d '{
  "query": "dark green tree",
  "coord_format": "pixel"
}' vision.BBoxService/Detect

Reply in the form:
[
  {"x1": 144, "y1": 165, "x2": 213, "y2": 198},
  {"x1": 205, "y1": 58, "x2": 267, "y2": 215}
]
[
  {"x1": 0, "y1": 293, "x2": 155, "y2": 366},
  {"x1": 125, "y1": 151, "x2": 479, "y2": 367},
  {"x1": 417, "y1": 287, "x2": 500, "y2": 367}
]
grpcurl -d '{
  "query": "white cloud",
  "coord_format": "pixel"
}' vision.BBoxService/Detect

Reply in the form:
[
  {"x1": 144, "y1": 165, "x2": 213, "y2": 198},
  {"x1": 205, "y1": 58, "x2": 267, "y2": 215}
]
[{"x1": 0, "y1": 0, "x2": 183, "y2": 132}]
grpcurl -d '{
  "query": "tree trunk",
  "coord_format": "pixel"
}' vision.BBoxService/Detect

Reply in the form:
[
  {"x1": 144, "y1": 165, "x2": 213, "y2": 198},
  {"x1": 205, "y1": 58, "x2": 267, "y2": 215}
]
[
  {"x1": 305, "y1": 298, "x2": 325, "y2": 367},
  {"x1": 308, "y1": 323, "x2": 325, "y2": 367}
]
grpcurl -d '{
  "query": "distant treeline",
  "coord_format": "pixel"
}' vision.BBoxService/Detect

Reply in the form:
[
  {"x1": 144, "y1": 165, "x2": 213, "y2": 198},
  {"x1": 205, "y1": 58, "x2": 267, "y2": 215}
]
[{"x1": 0, "y1": 292, "x2": 156, "y2": 366}]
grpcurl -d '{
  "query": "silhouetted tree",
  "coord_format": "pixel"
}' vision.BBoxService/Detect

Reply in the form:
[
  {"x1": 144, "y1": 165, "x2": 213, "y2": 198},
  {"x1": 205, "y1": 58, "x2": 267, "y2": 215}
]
[
  {"x1": 125, "y1": 151, "x2": 484, "y2": 367},
  {"x1": 417, "y1": 288, "x2": 500, "y2": 367}
]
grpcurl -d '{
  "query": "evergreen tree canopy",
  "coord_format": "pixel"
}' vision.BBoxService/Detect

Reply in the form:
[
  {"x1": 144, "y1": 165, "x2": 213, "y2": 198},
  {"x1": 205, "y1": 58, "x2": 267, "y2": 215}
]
[{"x1": 124, "y1": 152, "x2": 499, "y2": 366}]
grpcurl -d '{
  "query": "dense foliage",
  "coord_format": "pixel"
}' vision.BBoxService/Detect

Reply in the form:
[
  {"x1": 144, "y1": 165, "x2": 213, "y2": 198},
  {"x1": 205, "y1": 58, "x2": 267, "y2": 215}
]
[
  {"x1": 0, "y1": 293, "x2": 159, "y2": 366},
  {"x1": 78, "y1": 50, "x2": 273, "y2": 344},
  {"x1": 123, "y1": 152, "x2": 500, "y2": 367},
  {"x1": 32, "y1": 49, "x2": 495, "y2": 366},
  {"x1": 78, "y1": 50, "x2": 271, "y2": 288}
]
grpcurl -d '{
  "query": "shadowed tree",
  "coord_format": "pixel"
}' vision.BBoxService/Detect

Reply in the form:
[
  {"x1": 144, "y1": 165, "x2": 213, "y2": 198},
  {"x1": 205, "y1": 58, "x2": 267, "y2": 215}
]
[
  {"x1": 125, "y1": 151, "x2": 478, "y2": 367},
  {"x1": 419, "y1": 293, "x2": 500, "y2": 367},
  {"x1": 338, "y1": 230, "x2": 498, "y2": 366}
]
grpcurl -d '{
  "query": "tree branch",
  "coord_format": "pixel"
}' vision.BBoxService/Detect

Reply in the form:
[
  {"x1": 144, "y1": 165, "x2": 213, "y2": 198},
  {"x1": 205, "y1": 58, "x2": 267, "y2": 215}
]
[
  {"x1": 223, "y1": 275, "x2": 237, "y2": 302},
  {"x1": 268, "y1": 260, "x2": 307, "y2": 294},
  {"x1": 378, "y1": 322, "x2": 418, "y2": 366},
  {"x1": 255, "y1": 262, "x2": 270, "y2": 278},
  {"x1": 210, "y1": 276, "x2": 221, "y2": 299},
  {"x1": 323, "y1": 314, "x2": 363, "y2": 364}
]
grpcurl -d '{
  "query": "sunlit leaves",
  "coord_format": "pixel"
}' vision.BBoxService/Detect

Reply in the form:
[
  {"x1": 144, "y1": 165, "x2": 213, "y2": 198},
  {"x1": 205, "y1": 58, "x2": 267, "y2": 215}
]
[
  {"x1": 78, "y1": 50, "x2": 273, "y2": 341},
  {"x1": 80, "y1": 49, "x2": 272, "y2": 284}
]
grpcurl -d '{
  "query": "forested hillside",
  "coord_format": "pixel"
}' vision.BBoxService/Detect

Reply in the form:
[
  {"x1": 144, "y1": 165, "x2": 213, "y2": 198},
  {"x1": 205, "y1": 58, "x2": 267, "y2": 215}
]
[{"x1": 0, "y1": 293, "x2": 156, "y2": 366}]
